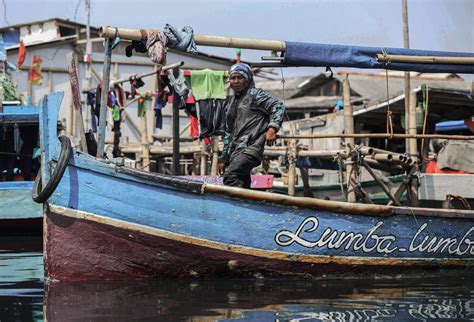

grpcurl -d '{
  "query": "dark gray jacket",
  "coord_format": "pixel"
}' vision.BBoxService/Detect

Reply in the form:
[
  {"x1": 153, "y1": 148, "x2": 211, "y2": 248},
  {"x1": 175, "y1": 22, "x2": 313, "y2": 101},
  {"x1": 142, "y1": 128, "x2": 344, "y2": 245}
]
[{"x1": 220, "y1": 87, "x2": 285, "y2": 164}]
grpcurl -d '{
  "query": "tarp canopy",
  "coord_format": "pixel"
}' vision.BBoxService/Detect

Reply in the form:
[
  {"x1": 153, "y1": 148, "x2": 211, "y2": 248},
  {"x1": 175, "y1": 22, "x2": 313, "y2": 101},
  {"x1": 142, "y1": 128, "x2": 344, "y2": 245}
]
[{"x1": 284, "y1": 42, "x2": 474, "y2": 74}]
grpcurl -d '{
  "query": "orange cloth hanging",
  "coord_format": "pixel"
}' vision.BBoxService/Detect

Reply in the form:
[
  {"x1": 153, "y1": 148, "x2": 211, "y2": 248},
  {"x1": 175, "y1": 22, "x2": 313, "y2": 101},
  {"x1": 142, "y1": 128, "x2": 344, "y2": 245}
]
[{"x1": 29, "y1": 55, "x2": 43, "y2": 85}]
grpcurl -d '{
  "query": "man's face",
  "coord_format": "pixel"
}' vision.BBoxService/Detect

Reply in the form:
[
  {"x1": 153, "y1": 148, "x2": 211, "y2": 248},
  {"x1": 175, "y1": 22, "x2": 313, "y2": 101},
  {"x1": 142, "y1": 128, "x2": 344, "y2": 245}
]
[{"x1": 229, "y1": 73, "x2": 248, "y2": 93}]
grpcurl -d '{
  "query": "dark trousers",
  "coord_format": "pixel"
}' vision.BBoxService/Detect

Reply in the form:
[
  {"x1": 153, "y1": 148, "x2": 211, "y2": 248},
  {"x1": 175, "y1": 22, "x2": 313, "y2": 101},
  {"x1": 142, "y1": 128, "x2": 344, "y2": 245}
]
[{"x1": 223, "y1": 153, "x2": 260, "y2": 189}]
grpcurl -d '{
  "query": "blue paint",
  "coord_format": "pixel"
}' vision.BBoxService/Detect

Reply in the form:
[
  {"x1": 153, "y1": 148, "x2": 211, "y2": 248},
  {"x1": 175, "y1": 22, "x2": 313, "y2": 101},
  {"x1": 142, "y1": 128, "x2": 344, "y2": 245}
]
[
  {"x1": 0, "y1": 106, "x2": 39, "y2": 123},
  {"x1": 0, "y1": 105, "x2": 43, "y2": 221},
  {"x1": 40, "y1": 93, "x2": 474, "y2": 266},
  {"x1": 44, "y1": 152, "x2": 474, "y2": 262}
]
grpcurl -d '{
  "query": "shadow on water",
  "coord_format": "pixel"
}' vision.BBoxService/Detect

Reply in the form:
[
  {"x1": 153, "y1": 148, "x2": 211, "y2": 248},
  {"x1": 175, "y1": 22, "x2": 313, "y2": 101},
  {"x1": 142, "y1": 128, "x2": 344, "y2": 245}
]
[
  {"x1": 1, "y1": 237, "x2": 473, "y2": 321},
  {"x1": 43, "y1": 275, "x2": 474, "y2": 321}
]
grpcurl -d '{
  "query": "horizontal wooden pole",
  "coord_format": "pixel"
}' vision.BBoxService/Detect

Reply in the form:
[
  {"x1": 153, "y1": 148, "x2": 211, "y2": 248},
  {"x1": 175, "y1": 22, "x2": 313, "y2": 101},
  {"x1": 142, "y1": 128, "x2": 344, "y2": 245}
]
[
  {"x1": 203, "y1": 184, "x2": 393, "y2": 215},
  {"x1": 278, "y1": 133, "x2": 474, "y2": 140},
  {"x1": 99, "y1": 26, "x2": 286, "y2": 51},
  {"x1": 110, "y1": 61, "x2": 184, "y2": 86},
  {"x1": 375, "y1": 54, "x2": 474, "y2": 65}
]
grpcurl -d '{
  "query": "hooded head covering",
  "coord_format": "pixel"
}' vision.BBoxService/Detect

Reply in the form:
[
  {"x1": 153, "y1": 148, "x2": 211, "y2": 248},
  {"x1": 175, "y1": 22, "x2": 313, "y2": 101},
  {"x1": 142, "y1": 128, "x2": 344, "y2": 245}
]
[{"x1": 228, "y1": 63, "x2": 255, "y2": 89}]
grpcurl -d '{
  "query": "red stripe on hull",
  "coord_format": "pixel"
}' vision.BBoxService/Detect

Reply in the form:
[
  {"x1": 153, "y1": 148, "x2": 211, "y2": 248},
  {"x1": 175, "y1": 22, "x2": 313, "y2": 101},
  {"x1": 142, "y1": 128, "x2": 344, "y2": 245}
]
[{"x1": 44, "y1": 210, "x2": 444, "y2": 281}]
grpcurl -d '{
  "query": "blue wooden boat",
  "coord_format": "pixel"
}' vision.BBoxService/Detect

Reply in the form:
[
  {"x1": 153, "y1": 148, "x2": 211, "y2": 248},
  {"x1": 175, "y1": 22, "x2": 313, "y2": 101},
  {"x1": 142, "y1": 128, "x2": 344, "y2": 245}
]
[
  {"x1": 0, "y1": 105, "x2": 43, "y2": 235},
  {"x1": 36, "y1": 93, "x2": 474, "y2": 281}
]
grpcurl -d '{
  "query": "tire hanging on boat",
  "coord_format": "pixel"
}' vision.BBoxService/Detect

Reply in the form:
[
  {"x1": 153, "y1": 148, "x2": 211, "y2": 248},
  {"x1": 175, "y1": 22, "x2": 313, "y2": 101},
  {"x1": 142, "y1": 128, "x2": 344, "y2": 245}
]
[{"x1": 32, "y1": 136, "x2": 72, "y2": 203}]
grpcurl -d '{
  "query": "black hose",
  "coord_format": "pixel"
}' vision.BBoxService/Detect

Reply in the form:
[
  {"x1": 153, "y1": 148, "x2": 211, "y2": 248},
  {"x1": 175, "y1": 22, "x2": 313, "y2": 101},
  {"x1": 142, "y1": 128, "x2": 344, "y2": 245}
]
[{"x1": 32, "y1": 136, "x2": 72, "y2": 203}]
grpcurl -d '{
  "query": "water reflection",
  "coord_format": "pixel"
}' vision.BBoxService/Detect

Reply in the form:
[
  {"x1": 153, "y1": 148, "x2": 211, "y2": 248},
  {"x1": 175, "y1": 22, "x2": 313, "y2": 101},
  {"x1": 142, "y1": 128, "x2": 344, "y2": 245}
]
[
  {"x1": 0, "y1": 240, "x2": 472, "y2": 322},
  {"x1": 44, "y1": 276, "x2": 474, "y2": 321},
  {"x1": 0, "y1": 248, "x2": 43, "y2": 322}
]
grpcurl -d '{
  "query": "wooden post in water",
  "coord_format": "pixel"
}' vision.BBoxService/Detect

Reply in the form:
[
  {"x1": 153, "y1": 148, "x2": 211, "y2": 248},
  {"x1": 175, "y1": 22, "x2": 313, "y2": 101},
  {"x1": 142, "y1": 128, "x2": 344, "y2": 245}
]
[
  {"x1": 343, "y1": 74, "x2": 356, "y2": 203},
  {"x1": 172, "y1": 67, "x2": 180, "y2": 175},
  {"x1": 288, "y1": 123, "x2": 297, "y2": 196}
]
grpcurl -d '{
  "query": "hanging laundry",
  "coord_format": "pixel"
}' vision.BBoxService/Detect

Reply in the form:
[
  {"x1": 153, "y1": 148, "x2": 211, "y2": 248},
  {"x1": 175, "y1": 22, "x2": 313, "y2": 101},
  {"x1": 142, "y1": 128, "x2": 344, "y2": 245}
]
[
  {"x1": 125, "y1": 40, "x2": 148, "y2": 58},
  {"x1": 29, "y1": 55, "x2": 43, "y2": 85},
  {"x1": 198, "y1": 99, "x2": 227, "y2": 139},
  {"x1": 111, "y1": 104, "x2": 122, "y2": 158},
  {"x1": 13, "y1": 123, "x2": 23, "y2": 155},
  {"x1": 17, "y1": 40, "x2": 26, "y2": 68},
  {"x1": 113, "y1": 84, "x2": 126, "y2": 107},
  {"x1": 162, "y1": 24, "x2": 197, "y2": 53},
  {"x1": 167, "y1": 68, "x2": 189, "y2": 108},
  {"x1": 190, "y1": 69, "x2": 226, "y2": 100},
  {"x1": 146, "y1": 30, "x2": 168, "y2": 65},
  {"x1": 189, "y1": 113, "x2": 199, "y2": 139},
  {"x1": 129, "y1": 75, "x2": 145, "y2": 97},
  {"x1": 88, "y1": 88, "x2": 99, "y2": 132},
  {"x1": 153, "y1": 75, "x2": 169, "y2": 129},
  {"x1": 137, "y1": 91, "x2": 153, "y2": 117}
]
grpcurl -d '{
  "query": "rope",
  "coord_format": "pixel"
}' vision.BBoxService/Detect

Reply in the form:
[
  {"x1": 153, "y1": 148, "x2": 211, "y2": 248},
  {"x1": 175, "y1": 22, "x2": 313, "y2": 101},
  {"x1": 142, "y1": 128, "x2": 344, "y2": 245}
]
[
  {"x1": 384, "y1": 68, "x2": 395, "y2": 150},
  {"x1": 280, "y1": 67, "x2": 293, "y2": 134},
  {"x1": 421, "y1": 82, "x2": 429, "y2": 157}
]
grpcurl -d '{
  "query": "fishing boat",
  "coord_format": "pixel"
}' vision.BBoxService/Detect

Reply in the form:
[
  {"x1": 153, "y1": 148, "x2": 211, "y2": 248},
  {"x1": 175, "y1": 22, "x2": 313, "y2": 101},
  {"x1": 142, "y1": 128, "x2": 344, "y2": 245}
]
[
  {"x1": 0, "y1": 104, "x2": 43, "y2": 235},
  {"x1": 35, "y1": 27, "x2": 474, "y2": 281}
]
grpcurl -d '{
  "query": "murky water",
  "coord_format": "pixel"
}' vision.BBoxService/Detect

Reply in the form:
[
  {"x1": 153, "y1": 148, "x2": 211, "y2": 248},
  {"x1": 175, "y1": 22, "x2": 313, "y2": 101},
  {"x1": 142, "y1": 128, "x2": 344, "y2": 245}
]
[{"x1": 1, "y1": 238, "x2": 473, "y2": 321}]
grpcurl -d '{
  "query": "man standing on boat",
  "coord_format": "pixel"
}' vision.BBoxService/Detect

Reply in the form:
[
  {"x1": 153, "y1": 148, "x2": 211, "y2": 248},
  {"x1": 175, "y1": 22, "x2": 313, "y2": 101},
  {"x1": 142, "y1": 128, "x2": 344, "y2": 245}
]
[{"x1": 218, "y1": 63, "x2": 285, "y2": 188}]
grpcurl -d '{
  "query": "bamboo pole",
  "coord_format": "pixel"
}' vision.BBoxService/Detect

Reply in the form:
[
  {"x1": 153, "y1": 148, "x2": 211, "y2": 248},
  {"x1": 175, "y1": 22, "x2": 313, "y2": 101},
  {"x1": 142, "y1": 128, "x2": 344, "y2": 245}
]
[
  {"x1": 408, "y1": 91, "x2": 418, "y2": 162},
  {"x1": 200, "y1": 141, "x2": 207, "y2": 175},
  {"x1": 99, "y1": 27, "x2": 286, "y2": 51},
  {"x1": 67, "y1": 52, "x2": 89, "y2": 154},
  {"x1": 343, "y1": 75, "x2": 356, "y2": 203},
  {"x1": 402, "y1": 0, "x2": 411, "y2": 154},
  {"x1": 278, "y1": 133, "x2": 474, "y2": 140},
  {"x1": 203, "y1": 184, "x2": 394, "y2": 216},
  {"x1": 140, "y1": 107, "x2": 150, "y2": 171},
  {"x1": 148, "y1": 66, "x2": 159, "y2": 144},
  {"x1": 361, "y1": 159, "x2": 401, "y2": 206},
  {"x1": 171, "y1": 68, "x2": 180, "y2": 175},
  {"x1": 97, "y1": 38, "x2": 113, "y2": 158},
  {"x1": 111, "y1": 61, "x2": 184, "y2": 87},
  {"x1": 376, "y1": 54, "x2": 474, "y2": 65},
  {"x1": 287, "y1": 123, "x2": 297, "y2": 196},
  {"x1": 48, "y1": 71, "x2": 53, "y2": 92},
  {"x1": 210, "y1": 136, "x2": 219, "y2": 176}
]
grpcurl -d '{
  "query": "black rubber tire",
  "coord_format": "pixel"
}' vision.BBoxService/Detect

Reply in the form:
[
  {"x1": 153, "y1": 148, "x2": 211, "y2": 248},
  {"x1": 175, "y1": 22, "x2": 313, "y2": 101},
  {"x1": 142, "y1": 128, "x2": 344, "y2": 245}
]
[{"x1": 32, "y1": 135, "x2": 72, "y2": 203}]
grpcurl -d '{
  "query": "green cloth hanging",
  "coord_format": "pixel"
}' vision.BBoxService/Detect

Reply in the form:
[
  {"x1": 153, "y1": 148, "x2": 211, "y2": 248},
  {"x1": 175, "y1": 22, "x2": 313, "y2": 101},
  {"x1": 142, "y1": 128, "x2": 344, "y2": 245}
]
[
  {"x1": 190, "y1": 69, "x2": 226, "y2": 100},
  {"x1": 137, "y1": 91, "x2": 153, "y2": 117},
  {"x1": 112, "y1": 104, "x2": 121, "y2": 121}
]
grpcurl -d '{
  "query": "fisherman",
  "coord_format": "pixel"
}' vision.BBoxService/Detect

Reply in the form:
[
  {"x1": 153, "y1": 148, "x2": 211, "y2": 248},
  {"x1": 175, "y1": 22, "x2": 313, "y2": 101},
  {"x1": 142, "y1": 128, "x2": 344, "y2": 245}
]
[{"x1": 218, "y1": 63, "x2": 285, "y2": 188}]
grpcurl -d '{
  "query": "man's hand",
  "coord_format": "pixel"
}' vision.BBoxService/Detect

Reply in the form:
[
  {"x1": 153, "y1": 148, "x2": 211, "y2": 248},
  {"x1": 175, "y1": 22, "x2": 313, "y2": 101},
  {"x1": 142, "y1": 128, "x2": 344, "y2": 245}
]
[
  {"x1": 266, "y1": 127, "x2": 277, "y2": 146},
  {"x1": 218, "y1": 162, "x2": 226, "y2": 176}
]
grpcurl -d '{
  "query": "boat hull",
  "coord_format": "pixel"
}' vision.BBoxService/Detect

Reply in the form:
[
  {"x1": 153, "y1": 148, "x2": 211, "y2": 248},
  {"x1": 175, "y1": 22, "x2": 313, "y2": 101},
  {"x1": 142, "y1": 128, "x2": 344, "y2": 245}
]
[{"x1": 46, "y1": 204, "x2": 470, "y2": 281}]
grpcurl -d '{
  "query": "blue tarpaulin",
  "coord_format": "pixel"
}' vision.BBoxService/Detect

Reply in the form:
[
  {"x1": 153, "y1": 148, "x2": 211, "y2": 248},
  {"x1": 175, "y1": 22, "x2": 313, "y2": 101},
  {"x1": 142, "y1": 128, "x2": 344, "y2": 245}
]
[
  {"x1": 435, "y1": 120, "x2": 468, "y2": 132},
  {"x1": 283, "y1": 42, "x2": 474, "y2": 74}
]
